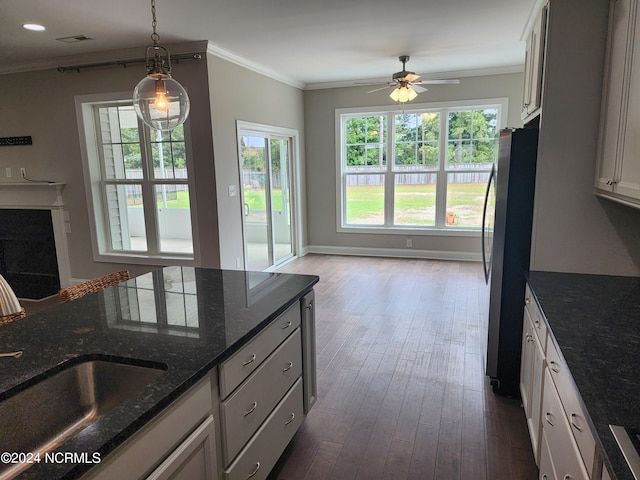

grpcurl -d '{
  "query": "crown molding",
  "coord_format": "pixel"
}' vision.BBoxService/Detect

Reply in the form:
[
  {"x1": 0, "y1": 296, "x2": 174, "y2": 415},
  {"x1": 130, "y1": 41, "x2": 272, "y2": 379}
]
[
  {"x1": 304, "y1": 64, "x2": 525, "y2": 90},
  {"x1": 205, "y1": 41, "x2": 304, "y2": 89},
  {"x1": 0, "y1": 41, "x2": 210, "y2": 75}
]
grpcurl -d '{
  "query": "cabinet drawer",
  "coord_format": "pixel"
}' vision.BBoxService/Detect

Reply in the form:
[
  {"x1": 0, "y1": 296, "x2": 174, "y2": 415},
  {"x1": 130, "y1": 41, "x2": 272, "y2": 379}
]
[
  {"x1": 541, "y1": 368, "x2": 589, "y2": 480},
  {"x1": 525, "y1": 283, "x2": 547, "y2": 348},
  {"x1": 224, "y1": 379, "x2": 304, "y2": 480},
  {"x1": 546, "y1": 339, "x2": 597, "y2": 474},
  {"x1": 219, "y1": 302, "x2": 300, "y2": 398},
  {"x1": 221, "y1": 329, "x2": 302, "y2": 465}
]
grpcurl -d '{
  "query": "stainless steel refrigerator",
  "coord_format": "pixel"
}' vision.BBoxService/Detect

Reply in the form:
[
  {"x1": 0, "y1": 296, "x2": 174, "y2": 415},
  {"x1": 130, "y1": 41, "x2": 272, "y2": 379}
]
[{"x1": 482, "y1": 128, "x2": 539, "y2": 397}]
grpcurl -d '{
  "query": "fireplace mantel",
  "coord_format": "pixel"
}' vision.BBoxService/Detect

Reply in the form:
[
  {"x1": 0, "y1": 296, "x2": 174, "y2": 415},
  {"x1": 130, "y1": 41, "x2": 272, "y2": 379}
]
[
  {"x1": 0, "y1": 182, "x2": 71, "y2": 292},
  {"x1": 0, "y1": 182, "x2": 66, "y2": 208}
]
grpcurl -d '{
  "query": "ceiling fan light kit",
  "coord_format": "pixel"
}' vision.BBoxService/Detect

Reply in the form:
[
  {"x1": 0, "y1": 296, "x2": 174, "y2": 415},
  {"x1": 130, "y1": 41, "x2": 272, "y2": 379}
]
[
  {"x1": 133, "y1": 0, "x2": 190, "y2": 131},
  {"x1": 390, "y1": 85, "x2": 418, "y2": 103}
]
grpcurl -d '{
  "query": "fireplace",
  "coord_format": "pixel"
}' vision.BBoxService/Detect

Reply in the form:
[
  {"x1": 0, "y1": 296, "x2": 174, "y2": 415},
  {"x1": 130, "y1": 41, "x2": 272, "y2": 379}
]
[
  {"x1": 0, "y1": 209, "x2": 60, "y2": 298},
  {"x1": 0, "y1": 183, "x2": 70, "y2": 299}
]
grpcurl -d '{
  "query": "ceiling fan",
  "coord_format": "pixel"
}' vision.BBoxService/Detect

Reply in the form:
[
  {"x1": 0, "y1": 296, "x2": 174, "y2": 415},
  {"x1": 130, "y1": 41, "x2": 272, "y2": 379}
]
[{"x1": 367, "y1": 55, "x2": 460, "y2": 103}]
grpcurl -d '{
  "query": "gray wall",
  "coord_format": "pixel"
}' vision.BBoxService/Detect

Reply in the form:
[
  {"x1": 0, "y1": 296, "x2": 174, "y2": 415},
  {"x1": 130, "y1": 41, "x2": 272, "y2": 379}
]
[
  {"x1": 303, "y1": 73, "x2": 525, "y2": 259},
  {"x1": 530, "y1": 0, "x2": 640, "y2": 275},
  {"x1": 206, "y1": 54, "x2": 306, "y2": 270},
  {"x1": 0, "y1": 48, "x2": 306, "y2": 280},
  {"x1": 0, "y1": 56, "x2": 217, "y2": 280}
]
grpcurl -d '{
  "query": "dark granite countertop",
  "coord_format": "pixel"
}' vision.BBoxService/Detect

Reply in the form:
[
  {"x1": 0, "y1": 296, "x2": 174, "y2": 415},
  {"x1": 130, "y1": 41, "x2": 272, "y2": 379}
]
[
  {"x1": 528, "y1": 271, "x2": 640, "y2": 480},
  {"x1": 0, "y1": 266, "x2": 318, "y2": 480}
]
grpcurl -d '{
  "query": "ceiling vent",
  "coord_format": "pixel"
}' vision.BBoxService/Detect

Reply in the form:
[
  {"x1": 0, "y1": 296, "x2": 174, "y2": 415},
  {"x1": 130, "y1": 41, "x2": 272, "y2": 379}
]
[{"x1": 56, "y1": 35, "x2": 93, "y2": 43}]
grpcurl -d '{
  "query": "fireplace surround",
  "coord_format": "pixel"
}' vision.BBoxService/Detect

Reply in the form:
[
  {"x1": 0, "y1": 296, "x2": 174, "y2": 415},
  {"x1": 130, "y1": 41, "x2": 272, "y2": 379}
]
[{"x1": 0, "y1": 183, "x2": 70, "y2": 299}]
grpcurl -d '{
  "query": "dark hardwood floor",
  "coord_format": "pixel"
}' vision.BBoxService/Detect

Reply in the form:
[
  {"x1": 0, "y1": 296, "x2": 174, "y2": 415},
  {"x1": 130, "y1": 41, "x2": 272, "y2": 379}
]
[{"x1": 271, "y1": 254, "x2": 537, "y2": 480}]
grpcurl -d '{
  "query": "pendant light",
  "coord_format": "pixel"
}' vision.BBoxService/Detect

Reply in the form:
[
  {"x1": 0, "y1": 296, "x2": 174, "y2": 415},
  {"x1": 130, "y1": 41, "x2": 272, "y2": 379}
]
[{"x1": 133, "y1": 0, "x2": 190, "y2": 131}]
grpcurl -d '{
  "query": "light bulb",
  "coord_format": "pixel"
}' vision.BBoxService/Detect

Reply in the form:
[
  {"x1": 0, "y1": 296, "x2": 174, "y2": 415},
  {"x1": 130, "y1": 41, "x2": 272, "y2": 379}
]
[{"x1": 154, "y1": 82, "x2": 169, "y2": 112}]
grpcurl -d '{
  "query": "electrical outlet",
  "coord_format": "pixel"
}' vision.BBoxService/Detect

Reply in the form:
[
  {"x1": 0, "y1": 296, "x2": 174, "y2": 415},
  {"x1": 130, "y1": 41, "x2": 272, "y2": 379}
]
[
  {"x1": 228, "y1": 185, "x2": 237, "y2": 197},
  {"x1": 20, "y1": 168, "x2": 26, "y2": 178},
  {"x1": 406, "y1": 238, "x2": 412, "y2": 248},
  {"x1": 5, "y1": 168, "x2": 11, "y2": 178}
]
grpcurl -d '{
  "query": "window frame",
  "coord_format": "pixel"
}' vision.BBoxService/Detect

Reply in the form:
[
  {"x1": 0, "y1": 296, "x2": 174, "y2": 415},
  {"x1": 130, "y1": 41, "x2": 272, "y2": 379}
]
[
  {"x1": 335, "y1": 98, "x2": 508, "y2": 236},
  {"x1": 76, "y1": 92, "x2": 199, "y2": 266}
]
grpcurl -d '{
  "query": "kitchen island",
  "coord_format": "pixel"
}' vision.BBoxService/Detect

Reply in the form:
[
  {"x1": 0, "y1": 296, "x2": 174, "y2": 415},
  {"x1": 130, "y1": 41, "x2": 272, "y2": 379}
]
[
  {"x1": 0, "y1": 266, "x2": 318, "y2": 480},
  {"x1": 527, "y1": 271, "x2": 640, "y2": 480}
]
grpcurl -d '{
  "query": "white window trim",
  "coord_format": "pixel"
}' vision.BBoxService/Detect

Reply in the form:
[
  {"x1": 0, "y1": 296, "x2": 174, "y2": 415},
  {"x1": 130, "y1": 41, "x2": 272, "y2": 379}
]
[
  {"x1": 75, "y1": 91, "x2": 200, "y2": 266},
  {"x1": 335, "y1": 97, "x2": 508, "y2": 237}
]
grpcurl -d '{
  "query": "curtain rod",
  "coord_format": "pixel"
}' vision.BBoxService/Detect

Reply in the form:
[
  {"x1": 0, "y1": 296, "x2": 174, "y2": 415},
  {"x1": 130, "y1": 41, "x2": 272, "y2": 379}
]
[{"x1": 57, "y1": 53, "x2": 202, "y2": 73}]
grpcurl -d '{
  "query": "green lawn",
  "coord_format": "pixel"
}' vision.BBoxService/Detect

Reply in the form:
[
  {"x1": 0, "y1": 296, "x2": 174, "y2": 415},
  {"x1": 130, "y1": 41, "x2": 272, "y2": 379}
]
[{"x1": 346, "y1": 183, "x2": 486, "y2": 226}]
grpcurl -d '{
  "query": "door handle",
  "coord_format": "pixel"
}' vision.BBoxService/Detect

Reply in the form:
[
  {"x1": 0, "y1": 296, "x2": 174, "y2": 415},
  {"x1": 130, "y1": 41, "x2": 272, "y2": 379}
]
[{"x1": 481, "y1": 164, "x2": 496, "y2": 283}]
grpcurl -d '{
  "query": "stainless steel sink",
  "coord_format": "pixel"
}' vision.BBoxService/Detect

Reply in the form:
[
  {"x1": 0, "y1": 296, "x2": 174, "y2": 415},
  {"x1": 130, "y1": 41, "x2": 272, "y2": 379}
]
[{"x1": 0, "y1": 358, "x2": 166, "y2": 479}]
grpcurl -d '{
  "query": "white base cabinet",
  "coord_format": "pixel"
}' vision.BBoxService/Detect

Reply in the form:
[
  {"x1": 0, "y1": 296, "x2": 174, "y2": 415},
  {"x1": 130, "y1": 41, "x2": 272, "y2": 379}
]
[
  {"x1": 82, "y1": 291, "x2": 317, "y2": 480},
  {"x1": 520, "y1": 283, "x2": 607, "y2": 480},
  {"x1": 520, "y1": 288, "x2": 546, "y2": 465}
]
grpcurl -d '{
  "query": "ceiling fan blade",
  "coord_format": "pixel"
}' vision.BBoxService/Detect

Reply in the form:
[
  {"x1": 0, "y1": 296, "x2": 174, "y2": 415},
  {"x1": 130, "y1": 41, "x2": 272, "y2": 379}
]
[
  {"x1": 415, "y1": 79, "x2": 461, "y2": 85},
  {"x1": 412, "y1": 85, "x2": 428, "y2": 93},
  {"x1": 404, "y1": 73, "x2": 420, "y2": 83},
  {"x1": 367, "y1": 85, "x2": 393, "y2": 93}
]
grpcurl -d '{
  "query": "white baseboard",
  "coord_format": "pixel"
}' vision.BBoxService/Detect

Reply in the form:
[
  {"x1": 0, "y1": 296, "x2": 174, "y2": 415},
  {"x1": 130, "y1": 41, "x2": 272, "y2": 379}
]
[{"x1": 305, "y1": 245, "x2": 482, "y2": 262}]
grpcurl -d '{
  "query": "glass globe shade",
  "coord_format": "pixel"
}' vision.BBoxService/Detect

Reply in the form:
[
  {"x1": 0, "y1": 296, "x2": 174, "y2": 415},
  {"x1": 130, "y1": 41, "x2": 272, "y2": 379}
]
[{"x1": 133, "y1": 75, "x2": 190, "y2": 131}]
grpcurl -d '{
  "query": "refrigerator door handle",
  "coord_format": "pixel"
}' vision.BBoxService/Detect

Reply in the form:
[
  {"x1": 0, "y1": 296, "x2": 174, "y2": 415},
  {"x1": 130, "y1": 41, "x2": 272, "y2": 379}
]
[{"x1": 481, "y1": 164, "x2": 496, "y2": 283}]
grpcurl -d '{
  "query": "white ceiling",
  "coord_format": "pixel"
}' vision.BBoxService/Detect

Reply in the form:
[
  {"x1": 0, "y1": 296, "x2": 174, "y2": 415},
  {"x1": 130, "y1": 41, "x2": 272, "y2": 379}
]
[{"x1": 1, "y1": 0, "x2": 536, "y2": 88}]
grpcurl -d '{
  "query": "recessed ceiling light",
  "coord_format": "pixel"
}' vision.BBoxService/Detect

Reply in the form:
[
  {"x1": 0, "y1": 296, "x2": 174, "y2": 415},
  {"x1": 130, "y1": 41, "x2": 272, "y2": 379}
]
[{"x1": 23, "y1": 23, "x2": 46, "y2": 32}]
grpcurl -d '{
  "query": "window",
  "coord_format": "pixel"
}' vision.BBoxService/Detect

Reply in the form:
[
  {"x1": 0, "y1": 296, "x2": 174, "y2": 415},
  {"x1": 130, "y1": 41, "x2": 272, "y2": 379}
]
[
  {"x1": 337, "y1": 99, "x2": 506, "y2": 233},
  {"x1": 77, "y1": 93, "x2": 195, "y2": 263}
]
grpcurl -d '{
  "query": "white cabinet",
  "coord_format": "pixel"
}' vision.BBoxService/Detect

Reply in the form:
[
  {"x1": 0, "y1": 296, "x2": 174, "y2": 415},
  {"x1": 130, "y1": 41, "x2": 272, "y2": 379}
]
[
  {"x1": 83, "y1": 291, "x2": 317, "y2": 480},
  {"x1": 147, "y1": 416, "x2": 217, "y2": 480},
  {"x1": 522, "y1": 1, "x2": 548, "y2": 122},
  {"x1": 520, "y1": 288, "x2": 546, "y2": 465},
  {"x1": 83, "y1": 375, "x2": 218, "y2": 480},
  {"x1": 541, "y1": 368, "x2": 590, "y2": 480},
  {"x1": 596, "y1": 0, "x2": 640, "y2": 207},
  {"x1": 521, "y1": 283, "x2": 608, "y2": 480},
  {"x1": 218, "y1": 299, "x2": 315, "y2": 479}
]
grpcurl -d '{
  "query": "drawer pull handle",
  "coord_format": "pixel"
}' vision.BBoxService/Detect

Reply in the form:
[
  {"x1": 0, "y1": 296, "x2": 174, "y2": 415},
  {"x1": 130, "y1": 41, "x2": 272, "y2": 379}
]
[
  {"x1": 306, "y1": 303, "x2": 313, "y2": 310},
  {"x1": 570, "y1": 413, "x2": 583, "y2": 432},
  {"x1": 563, "y1": 476, "x2": 573, "y2": 480},
  {"x1": 247, "y1": 462, "x2": 261, "y2": 478},
  {"x1": 242, "y1": 354, "x2": 256, "y2": 366},
  {"x1": 545, "y1": 412, "x2": 555, "y2": 426},
  {"x1": 283, "y1": 361, "x2": 293, "y2": 373},
  {"x1": 244, "y1": 401, "x2": 258, "y2": 416},
  {"x1": 534, "y1": 320, "x2": 541, "y2": 328},
  {"x1": 282, "y1": 320, "x2": 292, "y2": 329},
  {"x1": 285, "y1": 413, "x2": 296, "y2": 425},
  {"x1": 549, "y1": 361, "x2": 560, "y2": 373}
]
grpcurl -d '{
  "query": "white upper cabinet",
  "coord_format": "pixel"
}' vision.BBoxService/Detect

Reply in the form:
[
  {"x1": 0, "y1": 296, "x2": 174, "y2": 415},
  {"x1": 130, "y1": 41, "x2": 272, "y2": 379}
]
[
  {"x1": 522, "y1": 1, "x2": 549, "y2": 123},
  {"x1": 596, "y1": 0, "x2": 640, "y2": 206}
]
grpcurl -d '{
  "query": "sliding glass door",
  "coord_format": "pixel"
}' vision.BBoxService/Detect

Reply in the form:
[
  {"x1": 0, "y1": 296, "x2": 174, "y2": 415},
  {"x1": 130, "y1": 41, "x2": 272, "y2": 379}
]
[{"x1": 239, "y1": 129, "x2": 294, "y2": 271}]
